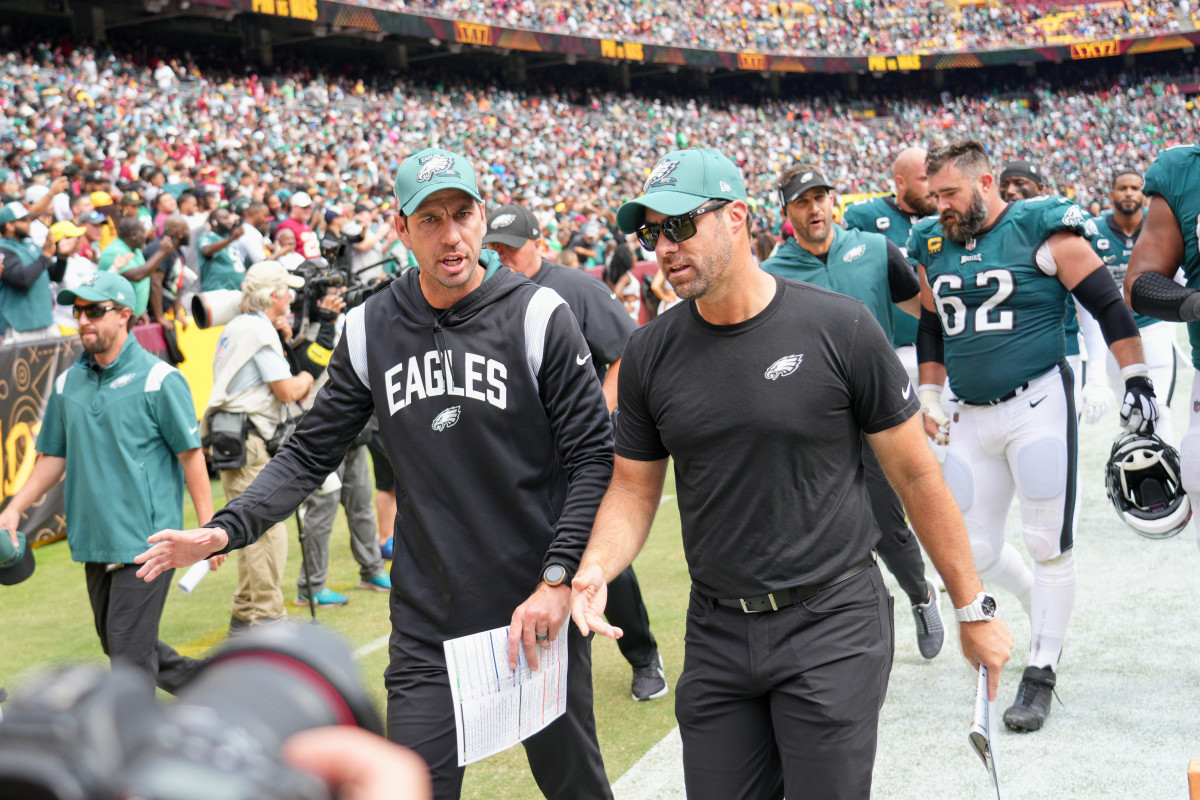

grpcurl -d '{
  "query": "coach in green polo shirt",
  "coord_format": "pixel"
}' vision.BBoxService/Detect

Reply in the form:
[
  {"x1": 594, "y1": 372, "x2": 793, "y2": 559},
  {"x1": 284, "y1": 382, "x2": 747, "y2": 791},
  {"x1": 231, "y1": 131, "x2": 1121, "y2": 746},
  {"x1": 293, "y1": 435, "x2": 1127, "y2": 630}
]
[{"x1": 0, "y1": 271, "x2": 216, "y2": 695}]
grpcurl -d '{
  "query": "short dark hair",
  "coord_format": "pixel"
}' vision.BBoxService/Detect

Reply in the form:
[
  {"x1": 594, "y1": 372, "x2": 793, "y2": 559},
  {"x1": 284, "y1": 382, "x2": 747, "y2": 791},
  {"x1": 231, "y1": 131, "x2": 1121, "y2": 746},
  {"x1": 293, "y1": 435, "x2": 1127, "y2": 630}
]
[
  {"x1": 117, "y1": 216, "x2": 142, "y2": 242},
  {"x1": 1111, "y1": 168, "x2": 1143, "y2": 189},
  {"x1": 926, "y1": 141, "x2": 991, "y2": 180}
]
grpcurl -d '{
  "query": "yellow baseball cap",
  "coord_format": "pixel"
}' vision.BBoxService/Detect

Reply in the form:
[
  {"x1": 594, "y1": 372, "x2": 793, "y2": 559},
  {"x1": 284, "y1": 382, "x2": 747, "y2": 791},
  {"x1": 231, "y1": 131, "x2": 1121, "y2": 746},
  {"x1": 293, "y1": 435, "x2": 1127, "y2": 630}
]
[{"x1": 50, "y1": 220, "x2": 86, "y2": 242}]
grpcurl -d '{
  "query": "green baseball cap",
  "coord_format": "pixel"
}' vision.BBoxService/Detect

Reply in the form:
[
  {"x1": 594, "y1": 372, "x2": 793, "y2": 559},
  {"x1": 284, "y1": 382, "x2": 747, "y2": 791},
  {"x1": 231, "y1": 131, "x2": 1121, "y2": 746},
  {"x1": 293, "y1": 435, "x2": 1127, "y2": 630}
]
[
  {"x1": 0, "y1": 201, "x2": 28, "y2": 227},
  {"x1": 56, "y1": 271, "x2": 136, "y2": 309},
  {"x1": 617, "y1": 148, "x2": 747, "y2": 234},
  {"x1": 392, "y1": 148, "x2": 481, "y2": 216}
]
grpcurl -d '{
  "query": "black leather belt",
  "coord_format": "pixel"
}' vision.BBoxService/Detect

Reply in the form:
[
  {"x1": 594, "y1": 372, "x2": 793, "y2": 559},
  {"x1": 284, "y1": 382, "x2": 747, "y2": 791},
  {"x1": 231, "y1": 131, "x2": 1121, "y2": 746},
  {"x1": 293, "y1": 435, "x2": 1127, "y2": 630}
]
[
  {"x1": 715, "y1": 557, "x2": 876, "y2": 614},
  {"x1": 957, "y1": 381, "x2": 1031, "y2": 407}
]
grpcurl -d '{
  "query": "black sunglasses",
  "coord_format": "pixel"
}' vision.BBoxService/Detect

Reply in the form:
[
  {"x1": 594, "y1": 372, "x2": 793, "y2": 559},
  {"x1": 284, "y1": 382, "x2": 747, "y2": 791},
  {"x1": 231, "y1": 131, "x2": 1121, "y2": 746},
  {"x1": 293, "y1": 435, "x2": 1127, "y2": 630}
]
[
  {"x1": 73, "y1": 304, "x2": 120, "y2": 319},
  {"x1": 636, "y1": 200, "x2": 730, "y2": 250}
]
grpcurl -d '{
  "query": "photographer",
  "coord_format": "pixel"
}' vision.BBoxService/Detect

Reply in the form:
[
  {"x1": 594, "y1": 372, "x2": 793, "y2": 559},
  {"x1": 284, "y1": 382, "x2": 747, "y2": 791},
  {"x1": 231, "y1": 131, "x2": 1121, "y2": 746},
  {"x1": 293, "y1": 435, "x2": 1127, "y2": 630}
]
[
  {"x1": 292, "y1": 290, "x2": 390, "y2": 608},
  {"x1": 203, "y1": 261, "x2": 313, "y2": 632}
]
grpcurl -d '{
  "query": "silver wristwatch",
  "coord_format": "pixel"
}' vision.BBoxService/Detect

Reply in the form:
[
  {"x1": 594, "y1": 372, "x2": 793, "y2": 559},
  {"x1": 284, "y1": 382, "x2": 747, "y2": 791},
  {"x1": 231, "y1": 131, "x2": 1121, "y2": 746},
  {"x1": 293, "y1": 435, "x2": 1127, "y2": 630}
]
[{"x1": 954, "y1": 591, "x2": 997, "y2": 623}]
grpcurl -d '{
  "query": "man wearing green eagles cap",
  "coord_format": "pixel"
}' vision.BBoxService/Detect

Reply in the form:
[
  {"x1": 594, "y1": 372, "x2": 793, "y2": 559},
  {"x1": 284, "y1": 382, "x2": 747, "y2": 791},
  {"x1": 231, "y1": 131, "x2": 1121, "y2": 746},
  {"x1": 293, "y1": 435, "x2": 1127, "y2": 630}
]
[
  {"x1": 0, "y1": 270, "x2": 216, "y2": 695},
  {"x1": 135, "y1": 147, "x2": 615, "y2": 800},
  {"x1": 572, "y1": 147, "x2": 1012, "y2": 799}
]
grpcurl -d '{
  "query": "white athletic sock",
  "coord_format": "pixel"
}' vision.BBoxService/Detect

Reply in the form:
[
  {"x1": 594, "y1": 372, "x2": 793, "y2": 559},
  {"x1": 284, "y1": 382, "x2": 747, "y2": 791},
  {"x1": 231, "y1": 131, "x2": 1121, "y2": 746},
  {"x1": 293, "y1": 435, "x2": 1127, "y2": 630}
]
[
  {"x1": 978, "y1": 542, "x2": 1033, "y2": 616},
  {"x1": 1028, "y1": 551, "x2": 1076, "y2": 671}
]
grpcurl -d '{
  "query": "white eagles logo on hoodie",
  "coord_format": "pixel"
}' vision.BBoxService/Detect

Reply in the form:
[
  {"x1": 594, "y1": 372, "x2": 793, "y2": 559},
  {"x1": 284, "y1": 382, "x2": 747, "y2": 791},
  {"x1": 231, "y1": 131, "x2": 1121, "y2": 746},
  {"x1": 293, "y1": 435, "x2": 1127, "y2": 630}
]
[{"x1": 432, "y1": 406, "x2": 462, "y2": 431}]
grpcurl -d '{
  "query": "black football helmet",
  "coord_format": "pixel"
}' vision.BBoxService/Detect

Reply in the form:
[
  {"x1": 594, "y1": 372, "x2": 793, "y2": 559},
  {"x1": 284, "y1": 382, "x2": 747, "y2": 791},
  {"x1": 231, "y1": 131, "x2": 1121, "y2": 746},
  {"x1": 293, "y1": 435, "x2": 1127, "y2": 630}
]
[{"x1": 1105, "y1": 432, "x2": 1192, "y2": 539}]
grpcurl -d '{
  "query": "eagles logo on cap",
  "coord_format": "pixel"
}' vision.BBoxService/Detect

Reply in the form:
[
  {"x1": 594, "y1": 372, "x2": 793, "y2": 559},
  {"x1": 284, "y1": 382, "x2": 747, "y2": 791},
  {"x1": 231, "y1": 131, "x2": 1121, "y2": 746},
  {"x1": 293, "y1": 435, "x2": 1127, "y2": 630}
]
[
  {"x1": 644, "y1": 159, "x2": 680, "y2": 192},
  {"x1": 416, "y1": 154, "x2": 461, "y2": 183},
  {"x1": 491, "y1": 214, "x2": 516, "y2": 228}
]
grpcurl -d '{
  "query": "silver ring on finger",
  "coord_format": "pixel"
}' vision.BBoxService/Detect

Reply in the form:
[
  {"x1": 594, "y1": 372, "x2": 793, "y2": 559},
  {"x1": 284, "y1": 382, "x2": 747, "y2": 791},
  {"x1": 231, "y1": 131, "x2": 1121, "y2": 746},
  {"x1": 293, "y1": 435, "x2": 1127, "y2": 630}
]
[{"x1": 535, "y1": 631, "x2": 549, "y2": 642}]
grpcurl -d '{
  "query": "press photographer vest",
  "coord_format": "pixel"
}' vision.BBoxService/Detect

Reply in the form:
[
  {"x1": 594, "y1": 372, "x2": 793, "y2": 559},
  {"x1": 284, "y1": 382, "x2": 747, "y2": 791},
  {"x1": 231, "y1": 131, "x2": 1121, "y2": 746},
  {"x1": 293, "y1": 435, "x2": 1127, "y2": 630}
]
[{"x1": 204, "y1": 311, "x2": 290, "y2": 440}]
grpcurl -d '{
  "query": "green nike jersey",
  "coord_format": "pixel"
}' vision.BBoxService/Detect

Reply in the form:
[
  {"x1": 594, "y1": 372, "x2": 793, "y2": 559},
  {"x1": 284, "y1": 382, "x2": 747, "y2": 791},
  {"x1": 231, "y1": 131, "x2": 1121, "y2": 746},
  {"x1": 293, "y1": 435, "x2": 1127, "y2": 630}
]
[
  {"x1": 1143, "y1": 144, "x2": 1200, "y2": 367},
  {"x1": 1089, "y1": 212, "x2": 1155, "y2": 328},
  {"x1": 908, "y1": 197, "x2": 1090, "y2": 404},
  {"x1": 842, "y1": 195, "x2": 925, "y2": 347},
  {"x1": 761, "y1": 226, "x2": 895, "y2": 334}
]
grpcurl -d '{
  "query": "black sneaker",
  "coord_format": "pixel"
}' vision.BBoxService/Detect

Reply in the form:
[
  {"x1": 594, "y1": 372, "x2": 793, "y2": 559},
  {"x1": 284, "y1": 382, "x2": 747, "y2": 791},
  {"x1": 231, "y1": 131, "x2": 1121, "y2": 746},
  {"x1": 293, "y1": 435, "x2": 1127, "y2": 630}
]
[
  {"x1": 631, "y1": 652, "x2": 669, "y2": 701},
  {"x1": 1003, "y1": 665, "x2": 1056, "y2": 732},
  {"x1": 911, "y1": 580, "x2": 944, "y2": 660}
]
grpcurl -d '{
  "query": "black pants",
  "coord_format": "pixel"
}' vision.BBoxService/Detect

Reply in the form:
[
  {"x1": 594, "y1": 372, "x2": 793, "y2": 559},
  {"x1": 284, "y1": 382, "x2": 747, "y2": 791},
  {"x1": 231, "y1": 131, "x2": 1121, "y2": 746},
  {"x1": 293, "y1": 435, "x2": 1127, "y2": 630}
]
[
  {"x1": 862, "y1": 445, "x2": 929, "y2": 605},
  {"x1": 384, "y1": 624, "x2": 613, "y2": 800},
  {"x1": 676, "y1": 566, "x2": 894, "y2": 800},
  {"x1": 83, "y1": 563, "x2": 201, "y2": 695},
  {"x1": 605, "y1": 565, "x2": 658, "y2": 669}
]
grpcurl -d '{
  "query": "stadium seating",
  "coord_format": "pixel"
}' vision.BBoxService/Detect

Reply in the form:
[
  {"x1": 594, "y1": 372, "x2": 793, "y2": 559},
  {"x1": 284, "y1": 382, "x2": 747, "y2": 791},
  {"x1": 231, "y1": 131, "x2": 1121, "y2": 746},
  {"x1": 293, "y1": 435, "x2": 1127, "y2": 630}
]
[{"x1": 389, "y1": 0, "x2": 1184, "y2": 56}]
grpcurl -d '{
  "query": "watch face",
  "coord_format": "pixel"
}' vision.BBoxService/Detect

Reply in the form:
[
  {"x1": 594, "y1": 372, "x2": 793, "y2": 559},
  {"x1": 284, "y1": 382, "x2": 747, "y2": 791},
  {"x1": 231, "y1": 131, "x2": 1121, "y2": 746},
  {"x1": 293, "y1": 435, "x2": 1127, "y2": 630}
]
[
  {"x1": 981, "y1": 595, "x2": 997, "y2": 617},
  {"x1": 544, "y1": 564, "x2": 567, "y2": 585}
]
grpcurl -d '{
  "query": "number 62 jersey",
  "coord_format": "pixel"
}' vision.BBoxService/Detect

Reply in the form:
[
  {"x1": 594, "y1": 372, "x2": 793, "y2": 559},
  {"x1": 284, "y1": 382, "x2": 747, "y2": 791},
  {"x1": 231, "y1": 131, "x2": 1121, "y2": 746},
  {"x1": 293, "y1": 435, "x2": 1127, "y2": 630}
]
[{"x1": 907, "y1": 197, "x2": 1094, "y2": 404}]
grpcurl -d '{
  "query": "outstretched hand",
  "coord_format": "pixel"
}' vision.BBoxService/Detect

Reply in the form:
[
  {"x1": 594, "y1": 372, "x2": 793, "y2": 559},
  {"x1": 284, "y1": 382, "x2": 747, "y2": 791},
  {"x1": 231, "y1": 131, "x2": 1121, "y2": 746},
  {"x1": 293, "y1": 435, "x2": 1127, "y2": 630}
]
[
  {"x1": 570, "y1": 564, "x2": 623, "y2": 641},
  {"x1": 134, "y1": 526, "x2": 229, "y2": 582}
]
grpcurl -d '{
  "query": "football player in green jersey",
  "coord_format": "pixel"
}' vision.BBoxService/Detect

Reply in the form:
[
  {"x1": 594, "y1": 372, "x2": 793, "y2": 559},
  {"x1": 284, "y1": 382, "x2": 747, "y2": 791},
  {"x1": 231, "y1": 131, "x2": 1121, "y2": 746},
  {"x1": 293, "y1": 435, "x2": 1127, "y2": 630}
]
[
  {"x1": 1127, "y1": 144, "x2": 1200, "y2": 545},
  {"x1": 842, "y1": 147, "x2": 937, "y2": 384},
  {"x1": 764, "y1": 164, "x2": 944, "y2": 660},
  {"x1": 912, "y1": 141, "x2": 1157, "y2": 733},
  {"x1": 999, "y1": 159, "x2": 1091, "y2": 414},
  {"x1": 1077, "y1": 169, "x2": 1180, "y2": 443}
]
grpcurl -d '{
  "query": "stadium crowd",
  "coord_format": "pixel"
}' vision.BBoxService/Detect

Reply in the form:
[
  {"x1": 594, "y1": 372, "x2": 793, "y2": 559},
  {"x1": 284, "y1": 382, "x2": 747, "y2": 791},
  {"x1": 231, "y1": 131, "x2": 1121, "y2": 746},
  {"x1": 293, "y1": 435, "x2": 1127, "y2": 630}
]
[
  {"x1": 390, "y1": 0, "x2": 1186, "y2": 56},
  {"x1": 0, "y1": 41, "x2": 1193, "y2": 306}
]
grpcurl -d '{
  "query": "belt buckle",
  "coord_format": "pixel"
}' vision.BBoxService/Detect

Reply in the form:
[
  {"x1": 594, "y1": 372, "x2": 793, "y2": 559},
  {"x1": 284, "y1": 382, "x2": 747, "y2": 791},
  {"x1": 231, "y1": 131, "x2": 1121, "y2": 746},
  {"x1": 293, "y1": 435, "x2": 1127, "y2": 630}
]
[{"x1": 739, "y1": 594, "x2": 778, "y2": 613}]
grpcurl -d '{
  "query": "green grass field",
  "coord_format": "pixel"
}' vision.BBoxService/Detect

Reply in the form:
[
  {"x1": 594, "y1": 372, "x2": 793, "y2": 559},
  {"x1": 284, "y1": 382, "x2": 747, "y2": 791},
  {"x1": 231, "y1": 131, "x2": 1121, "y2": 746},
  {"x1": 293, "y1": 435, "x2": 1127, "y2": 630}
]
[{"x1": 0, "y1": 473, "x2": 689, "y2": 799}]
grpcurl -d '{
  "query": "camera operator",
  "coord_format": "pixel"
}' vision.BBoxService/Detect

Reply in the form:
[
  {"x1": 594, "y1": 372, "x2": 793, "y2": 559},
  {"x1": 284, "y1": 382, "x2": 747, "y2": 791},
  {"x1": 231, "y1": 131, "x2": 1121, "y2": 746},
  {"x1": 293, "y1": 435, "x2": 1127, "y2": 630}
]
[
  {"x1": 0, "y1": 272, "x2": 215, "y2": 694},
  {"x1": 291, "y1": 289, "x2": 390, "y2": 608},
  {"x1": 203, "y1": 261, "x2": 341, "y2": 632}
]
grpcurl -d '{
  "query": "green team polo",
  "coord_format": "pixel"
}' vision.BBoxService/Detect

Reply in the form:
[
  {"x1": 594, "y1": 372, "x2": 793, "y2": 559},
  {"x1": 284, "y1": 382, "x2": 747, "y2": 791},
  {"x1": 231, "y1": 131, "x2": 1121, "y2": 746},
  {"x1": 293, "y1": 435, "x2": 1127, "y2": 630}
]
[
  {"x1": 842, "y1": 195, "x2": 925, "y2": 347},
  {"x1": 37, "y1": 335, "x2": 201, "y2": 563}
]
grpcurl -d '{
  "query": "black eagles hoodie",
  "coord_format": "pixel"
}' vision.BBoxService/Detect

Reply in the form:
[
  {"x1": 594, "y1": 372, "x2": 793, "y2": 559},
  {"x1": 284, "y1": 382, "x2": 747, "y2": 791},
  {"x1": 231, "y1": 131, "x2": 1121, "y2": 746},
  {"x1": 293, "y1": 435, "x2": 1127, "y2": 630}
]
[{"x1": 209, "y1": 257, "x2": 614, "y2": 645}]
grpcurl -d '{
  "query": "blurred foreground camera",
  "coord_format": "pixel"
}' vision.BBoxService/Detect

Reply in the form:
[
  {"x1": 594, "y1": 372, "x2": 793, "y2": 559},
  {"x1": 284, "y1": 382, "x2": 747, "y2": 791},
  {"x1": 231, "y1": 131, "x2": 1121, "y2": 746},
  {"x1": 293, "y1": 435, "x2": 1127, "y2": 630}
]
[{"x1": 0, "y1": 623, "x2": 382, "y2": 800}]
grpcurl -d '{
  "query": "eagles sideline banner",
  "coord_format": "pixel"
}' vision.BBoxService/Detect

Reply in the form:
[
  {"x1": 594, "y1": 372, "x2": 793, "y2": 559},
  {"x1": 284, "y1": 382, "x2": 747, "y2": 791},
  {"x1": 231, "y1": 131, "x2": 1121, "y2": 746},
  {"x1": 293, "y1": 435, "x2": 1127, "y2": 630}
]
[{"x1": 0, "y1": 337, "x2": 83, "y2": 547}]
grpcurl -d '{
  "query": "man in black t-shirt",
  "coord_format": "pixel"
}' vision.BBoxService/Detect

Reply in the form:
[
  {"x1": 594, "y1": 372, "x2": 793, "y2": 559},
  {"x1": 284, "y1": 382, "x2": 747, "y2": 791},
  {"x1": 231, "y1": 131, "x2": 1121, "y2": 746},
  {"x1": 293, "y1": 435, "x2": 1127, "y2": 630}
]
[
  {"x1": 484, "y1": 203, "x2": 669, "y2": 702},
  {"x1": 571, "y1": 148, "x2": 1013, "y2": 799}
]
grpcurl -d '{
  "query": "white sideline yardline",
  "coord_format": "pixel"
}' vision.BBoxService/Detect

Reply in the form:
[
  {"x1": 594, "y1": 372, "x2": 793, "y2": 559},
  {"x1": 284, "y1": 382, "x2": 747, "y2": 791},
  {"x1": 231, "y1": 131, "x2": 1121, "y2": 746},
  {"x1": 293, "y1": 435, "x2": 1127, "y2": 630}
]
[
  {"x1": 354, "y1": 634, "x2": 390, "y2": 659},
  {"x1": 613, "y1": 726, "x2": 684, "y2": 799},
  {"x1": 660, "y1": 494, "x2": 675, "y2": 505}
]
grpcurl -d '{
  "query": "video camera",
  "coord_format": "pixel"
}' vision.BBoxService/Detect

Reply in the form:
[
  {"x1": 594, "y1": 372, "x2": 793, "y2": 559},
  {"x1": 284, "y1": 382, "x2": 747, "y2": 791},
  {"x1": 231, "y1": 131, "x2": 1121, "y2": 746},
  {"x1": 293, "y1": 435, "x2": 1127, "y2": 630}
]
[
  {"x1": 0, "y1": 623, "x2": 382, "y2": 800},
  {"x1": 290, "y1": 254, "x2": 393, "y2": 328},
  {"x1": 318, "y1": 220, "x2": 364, "y2": 271}
]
